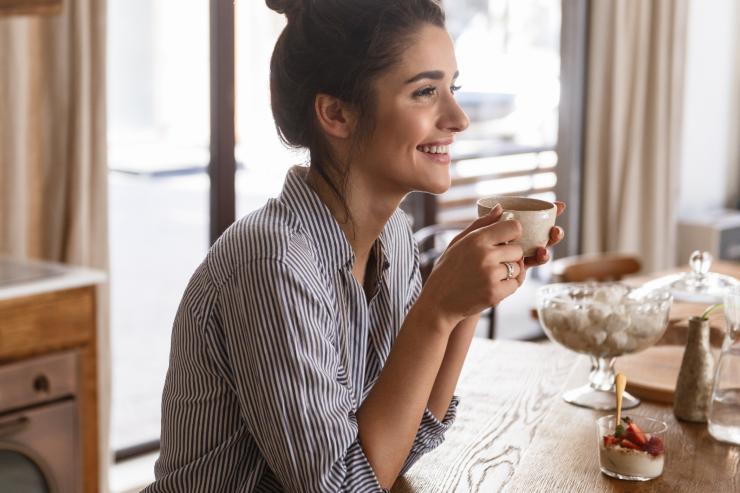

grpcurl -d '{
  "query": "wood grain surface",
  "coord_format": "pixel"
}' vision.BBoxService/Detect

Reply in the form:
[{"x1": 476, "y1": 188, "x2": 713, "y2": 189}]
[
  {"x1": 507, "y1": 356, "x2": 739, "y2": 493},
  {"x1": 393, "y1": 340, "x2": 576, "y2": 492},
  {"x1": 0, "y1": 286, "x2": 93, "y2": 361},
  {"x1": 394, "y1": 339, "x2": 740, "y2": 493}
]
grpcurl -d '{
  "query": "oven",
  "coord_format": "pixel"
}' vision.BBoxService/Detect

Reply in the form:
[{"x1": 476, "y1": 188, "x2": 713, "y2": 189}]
[{"x1": 0, "y1": 350, "x2": 80, "y2": 493}]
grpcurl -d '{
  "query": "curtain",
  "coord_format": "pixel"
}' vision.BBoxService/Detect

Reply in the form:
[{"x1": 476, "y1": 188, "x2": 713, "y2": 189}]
[
  {"x1": 0, "y1": 1, "x2": 110, "y2": 491},
  {"x1": 581, "y1": 0, "x2": 688, "y2": 272}
]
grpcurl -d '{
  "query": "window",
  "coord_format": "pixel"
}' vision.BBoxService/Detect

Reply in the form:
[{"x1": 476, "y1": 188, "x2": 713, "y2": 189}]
[
  {"x1": 106, "y1": 0, "x2": 300, "y2": 461},
  {"x1": 439, "y1": 0, "x2": 561, "y2": 224},
  {"x1": 439, "y1": 0, "x2": 563, "y2": 340},
  {"x1": 234, "y1": 2, "x2": 306, "y2": 217},
  {"x1": 107, "y1": 0, "x2": 210, "y2": 455}
]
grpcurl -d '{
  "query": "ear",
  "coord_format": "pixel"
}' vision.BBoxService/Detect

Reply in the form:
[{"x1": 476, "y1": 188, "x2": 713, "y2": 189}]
[{"x1": 314, "y1": 94, "x2": 357, "y2": 140}]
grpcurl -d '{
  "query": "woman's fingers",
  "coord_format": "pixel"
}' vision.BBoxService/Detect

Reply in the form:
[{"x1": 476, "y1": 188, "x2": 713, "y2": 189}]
[
  {"x1": 476, "y1": 219, "x2": 522, "y2": 246},
  {"x1": 555, "y1": 201, "x2": 566, "y2": 216},
  {"x1": 495, "y1": 243, "x2": 525, "y2": 264},
  {"x1": 516, "y1": 259, "x2": 527, "y2": 284},
  {"x1": 449, "y1": 205, "x2": 503, "y2": 247},
  {"x1": 524, "y1": 247, "x2": 550, "y2": 267},
  {"x1": 496, "y1": 278, "x2": 521, "y2": 300},
  {"x1": 547, "y1": 226, "x2": 565, "y2": 247},
  {"x1": 520, "y1": 222, "x2": 563, "y2": 267}
]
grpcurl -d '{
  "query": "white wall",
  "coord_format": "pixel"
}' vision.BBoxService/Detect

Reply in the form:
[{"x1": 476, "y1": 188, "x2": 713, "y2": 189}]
[{"x1": 678, "y1": 0, "x2": 740, "y2": 216}]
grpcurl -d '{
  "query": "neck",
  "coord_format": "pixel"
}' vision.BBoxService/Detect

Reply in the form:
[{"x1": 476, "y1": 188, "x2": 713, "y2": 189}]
[{"x1": 306, "y1": 167, "x2": 402, "y2": 264}]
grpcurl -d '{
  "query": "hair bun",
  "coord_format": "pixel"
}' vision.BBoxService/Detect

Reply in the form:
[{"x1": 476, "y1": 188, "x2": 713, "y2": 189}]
[{"x1": 265, "y1": 0, "x2": 303, "y2": 22}]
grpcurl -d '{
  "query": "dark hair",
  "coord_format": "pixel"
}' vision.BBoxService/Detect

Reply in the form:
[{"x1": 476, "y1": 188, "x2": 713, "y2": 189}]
[{"x1": 266, "y1": 0, "x2": 446, "y2": 221}]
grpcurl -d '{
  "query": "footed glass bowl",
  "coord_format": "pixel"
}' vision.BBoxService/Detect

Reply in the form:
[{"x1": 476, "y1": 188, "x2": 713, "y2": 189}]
[{"x1": 537, "y1": 283, "x2": 672, "y2": 410}]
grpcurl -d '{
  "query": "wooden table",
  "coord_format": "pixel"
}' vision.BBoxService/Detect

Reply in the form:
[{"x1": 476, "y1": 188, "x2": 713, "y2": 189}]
[
  {"x1": 393, "y1": 262, "x2": 740, "y2": 492},
  {"x1": 392, "y1": 339, "x2": 739, "y2": 492}
]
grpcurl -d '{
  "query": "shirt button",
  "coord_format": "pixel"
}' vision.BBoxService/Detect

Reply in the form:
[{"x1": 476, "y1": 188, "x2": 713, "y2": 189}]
[{"x1": 383, "y1": 261, "x2": 390, "y2": 270}]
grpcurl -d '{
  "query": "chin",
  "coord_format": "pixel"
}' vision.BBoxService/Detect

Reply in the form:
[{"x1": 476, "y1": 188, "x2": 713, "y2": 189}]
[{"x1": 417, "y1": 175, "x2": 451, "y2": 195}]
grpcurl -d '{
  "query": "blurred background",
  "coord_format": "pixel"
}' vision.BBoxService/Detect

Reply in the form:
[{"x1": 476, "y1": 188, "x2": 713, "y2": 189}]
[{"x1": 1, "y1": 0, "x2": 738, "y2": 492}]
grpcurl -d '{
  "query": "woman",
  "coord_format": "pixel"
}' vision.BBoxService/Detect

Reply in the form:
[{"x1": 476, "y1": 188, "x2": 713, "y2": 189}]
[{"x1": 145, "y1": 1, "x2": 564, "y2": 491}]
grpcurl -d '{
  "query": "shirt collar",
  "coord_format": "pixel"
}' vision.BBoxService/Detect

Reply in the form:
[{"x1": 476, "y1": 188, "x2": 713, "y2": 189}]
[
  {"x1": 279, "y1": 166, "x2": 393, "y2": 275},
  {"x1": 279, "y1": 166, "x2": 354, "y2": 272}
]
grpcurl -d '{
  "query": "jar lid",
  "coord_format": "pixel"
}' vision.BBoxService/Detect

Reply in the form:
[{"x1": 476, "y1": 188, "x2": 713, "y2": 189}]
[{"x1": 642, "y1": 251, "x2": 740, "y2": 303}]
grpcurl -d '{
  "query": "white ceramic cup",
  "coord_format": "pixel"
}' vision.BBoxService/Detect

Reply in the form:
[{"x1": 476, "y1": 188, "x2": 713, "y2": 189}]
[{"x1": 477, "y1": 196, "x2": 557, "y2": 257}]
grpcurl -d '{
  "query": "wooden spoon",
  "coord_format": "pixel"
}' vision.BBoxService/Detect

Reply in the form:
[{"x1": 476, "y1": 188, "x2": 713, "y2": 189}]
[{"x1": 615, "y1": 373, "x2": 627, "y2": 428}]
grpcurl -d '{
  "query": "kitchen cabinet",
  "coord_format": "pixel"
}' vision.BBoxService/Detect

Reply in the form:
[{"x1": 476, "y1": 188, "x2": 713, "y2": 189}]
[{"x1": 0, "y1": 257, "x2": 105, "y2": 493}]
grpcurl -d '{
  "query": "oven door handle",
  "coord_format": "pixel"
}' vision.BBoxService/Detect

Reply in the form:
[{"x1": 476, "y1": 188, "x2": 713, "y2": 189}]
[{"x1": 0, "y1": 416, "x2": 30, "y2": 437}]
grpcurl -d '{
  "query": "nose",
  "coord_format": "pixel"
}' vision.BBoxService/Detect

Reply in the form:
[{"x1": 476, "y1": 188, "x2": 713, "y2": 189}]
[{"x1": 439, "y1": 92, "x2": 470, "y2": 134}]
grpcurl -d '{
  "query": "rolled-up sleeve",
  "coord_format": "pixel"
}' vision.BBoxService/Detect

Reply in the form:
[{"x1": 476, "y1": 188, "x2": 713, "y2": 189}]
[
  {"x1": 216, "y1": 257, "x2": 384, "y2": 492},
  {"x1": 399, "y1": 396, "x2": 459, "y2": 475}
]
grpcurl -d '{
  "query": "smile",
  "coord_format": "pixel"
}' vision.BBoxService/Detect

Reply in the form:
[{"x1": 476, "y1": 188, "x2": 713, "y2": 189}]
[{"x1": 416, "y1": 145, "x2": 449, "y2": 154}]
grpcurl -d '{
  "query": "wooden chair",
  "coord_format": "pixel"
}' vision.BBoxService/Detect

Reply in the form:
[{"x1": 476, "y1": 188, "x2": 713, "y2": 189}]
[
  {"x1": 413, "y1": 222, "x2": 497, "y2": 339},
  {"x1": 551, "y1": 253, "x2": 642, "y2": 283},
  {"x1": 412, "y1": 223, "x2": 467, "y2": 283}
]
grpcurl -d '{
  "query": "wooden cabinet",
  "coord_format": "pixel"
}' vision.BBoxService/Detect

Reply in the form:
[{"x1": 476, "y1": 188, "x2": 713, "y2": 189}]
[{"x1": 0, "y1": 284, "x2": 100, "y2": 493}]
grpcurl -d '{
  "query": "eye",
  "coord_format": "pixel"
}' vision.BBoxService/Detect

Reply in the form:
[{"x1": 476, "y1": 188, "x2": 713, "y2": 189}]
[
  {"x1": 413, "y1": 86, "x2": 437, "y2": 98},
  {"x1": 451, "y1": 84, "x2": 462, "y2": 94}
]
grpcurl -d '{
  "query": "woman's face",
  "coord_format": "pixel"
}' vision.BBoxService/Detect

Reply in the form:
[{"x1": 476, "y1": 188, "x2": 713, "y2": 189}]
[{"x1": 352, "y1": 24, "x2": 469, "y2": 198}]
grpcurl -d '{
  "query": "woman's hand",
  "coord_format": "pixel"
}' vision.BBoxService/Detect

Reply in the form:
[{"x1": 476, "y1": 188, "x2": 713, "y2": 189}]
[{"x1": 418, "y1": 204, "x2": 525, "y2": 329}]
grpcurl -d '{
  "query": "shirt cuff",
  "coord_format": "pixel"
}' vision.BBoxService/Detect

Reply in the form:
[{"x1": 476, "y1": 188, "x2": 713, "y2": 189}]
[{"x1": 411, "y1": 395, "x2": 460, "y2": 454}]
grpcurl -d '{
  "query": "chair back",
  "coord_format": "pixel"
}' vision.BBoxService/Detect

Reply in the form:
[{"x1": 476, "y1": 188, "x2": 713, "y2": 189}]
[
  {"x1": 552, "y1": 253, "x2": 641, "y2": 283},
  {"x1": 412, "y1": 222, "x2": 467, "y2": 283}
]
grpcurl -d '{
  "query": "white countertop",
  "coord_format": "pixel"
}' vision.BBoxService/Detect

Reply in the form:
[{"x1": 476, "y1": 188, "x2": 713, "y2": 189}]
[{"x1": 0, "y1": 256, "x2": 106, "y2": 301}]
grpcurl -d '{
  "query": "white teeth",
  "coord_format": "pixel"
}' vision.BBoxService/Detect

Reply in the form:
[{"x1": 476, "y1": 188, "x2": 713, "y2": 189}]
[{"x1": 417, "y1": 145, "x2": 449, "y2": 154}]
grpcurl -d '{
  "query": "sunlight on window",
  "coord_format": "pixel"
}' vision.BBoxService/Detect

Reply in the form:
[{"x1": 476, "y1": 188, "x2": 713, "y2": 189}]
[
  {"x1": 107, "y1": 0, "x2": 210, "y2": 452},
  {"x1": 235, "y1": 2, "x2": 307, "y2": 219},
  {"x1": 446, "y1": 0, "x2": 561, "y2": 146}
]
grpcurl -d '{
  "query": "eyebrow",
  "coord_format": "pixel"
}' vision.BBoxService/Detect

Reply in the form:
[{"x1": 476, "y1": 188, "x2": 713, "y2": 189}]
[{"x1": 404, "y1": 70, "x2": 459, "y2": 84}]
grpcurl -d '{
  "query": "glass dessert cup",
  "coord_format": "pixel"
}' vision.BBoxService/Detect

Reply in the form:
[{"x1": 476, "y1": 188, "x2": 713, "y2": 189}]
[
  {"x1": 537, "y1": 283, "x2": 672, "y2": 410},
  {"x1": 596, "y1": 415, "x2": 667, "y2": 481}
]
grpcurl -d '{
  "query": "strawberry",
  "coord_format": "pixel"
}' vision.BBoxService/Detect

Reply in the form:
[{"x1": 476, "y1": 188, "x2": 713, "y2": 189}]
[
  {"x1": 620, "y1": 439, "x2": 642, "y2": 450},
  {"x1": 645, "y1": 436, "x2": 664, "y2": 456},
  {"x1": 622, "y1": 417, "x2": 648, "y2": 445},
  {"x1": 603, "y1": 435, "x2": 619, "y2": 447}
]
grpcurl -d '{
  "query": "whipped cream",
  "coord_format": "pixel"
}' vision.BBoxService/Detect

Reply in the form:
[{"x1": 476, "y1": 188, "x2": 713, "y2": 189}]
[{"x1": 599, "y1": 442, "x2": 664, "y2": 479}]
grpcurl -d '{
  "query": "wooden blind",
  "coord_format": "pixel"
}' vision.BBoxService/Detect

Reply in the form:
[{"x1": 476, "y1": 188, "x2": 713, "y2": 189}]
[
  {"x1": 0, "y1": 0, "x2": 61, "y2": 16},
  {"x1": 437, "y1": 142, "x2": 558, "y2": 224}
]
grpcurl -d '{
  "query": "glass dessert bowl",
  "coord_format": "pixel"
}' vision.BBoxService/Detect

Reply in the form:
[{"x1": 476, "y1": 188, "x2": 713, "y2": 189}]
[
  {"x1": 537, "y1": 283, "x2": 672, "y2": 409},
  {"x1": 597, "y1": 415, "x2": 667, "y2": 481}
]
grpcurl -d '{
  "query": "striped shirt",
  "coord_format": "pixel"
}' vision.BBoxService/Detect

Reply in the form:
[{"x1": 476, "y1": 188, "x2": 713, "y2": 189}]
[{"x1": 144, "y1": 166, "x2": 458, "y2": 492}]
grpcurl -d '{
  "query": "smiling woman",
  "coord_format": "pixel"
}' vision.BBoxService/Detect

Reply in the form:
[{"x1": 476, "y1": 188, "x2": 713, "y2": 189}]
[
  {"x1": 348, "y1": 25, "x2": 468, "y2": 199},
  {"x1": 142, "y1": 1, "x2": 562, "y2": 492}
]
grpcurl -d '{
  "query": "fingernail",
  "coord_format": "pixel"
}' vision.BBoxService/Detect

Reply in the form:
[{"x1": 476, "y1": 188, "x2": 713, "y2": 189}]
[{"x1": 489, "y1": 203, "x2": 502, "y2": 215}]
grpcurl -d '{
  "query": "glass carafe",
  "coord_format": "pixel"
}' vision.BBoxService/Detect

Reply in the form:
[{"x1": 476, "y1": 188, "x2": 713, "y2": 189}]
[{"x1": 708, "y1": 286, "x2": 740, "y2": 445}]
